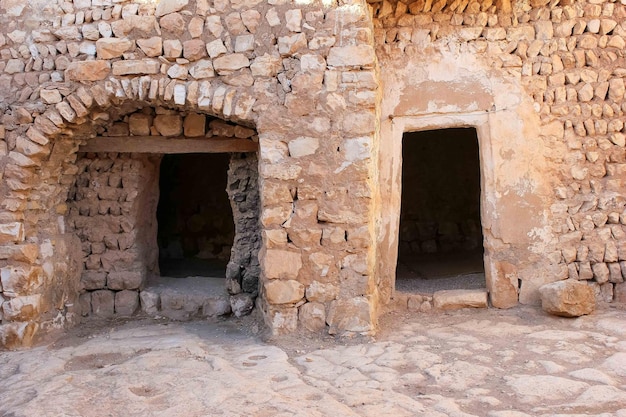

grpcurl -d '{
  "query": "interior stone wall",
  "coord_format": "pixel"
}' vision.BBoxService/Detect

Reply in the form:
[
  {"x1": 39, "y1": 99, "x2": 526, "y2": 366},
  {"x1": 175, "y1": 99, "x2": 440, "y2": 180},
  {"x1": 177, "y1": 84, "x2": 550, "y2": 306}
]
[{"x1": 373, "y1": 0, "x2": 626, "y2": 308}]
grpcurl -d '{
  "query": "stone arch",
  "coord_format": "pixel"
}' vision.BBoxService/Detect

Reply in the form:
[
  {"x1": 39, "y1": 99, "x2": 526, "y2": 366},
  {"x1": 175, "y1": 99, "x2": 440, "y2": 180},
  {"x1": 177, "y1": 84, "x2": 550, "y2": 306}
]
[{"x1": 1, "y1": 0, "x2": 384, "y2": 347}]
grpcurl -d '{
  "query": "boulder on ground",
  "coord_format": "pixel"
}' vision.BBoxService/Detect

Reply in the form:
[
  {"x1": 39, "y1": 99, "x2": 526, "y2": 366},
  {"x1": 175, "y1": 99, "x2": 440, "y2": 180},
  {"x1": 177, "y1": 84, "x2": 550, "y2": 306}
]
[{"x1": 539, "y1": 280, "x2": 595, "y2": 317}]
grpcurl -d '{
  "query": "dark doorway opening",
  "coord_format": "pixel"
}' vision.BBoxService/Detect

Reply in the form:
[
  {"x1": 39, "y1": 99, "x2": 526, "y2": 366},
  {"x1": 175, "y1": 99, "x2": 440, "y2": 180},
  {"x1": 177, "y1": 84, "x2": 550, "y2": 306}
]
[
  {"x1": 396, "y1": 128, "x2": 485, "y2": 293},
  {"x1": 157, "y1": 153, "x2": 233, "y2": 278}
]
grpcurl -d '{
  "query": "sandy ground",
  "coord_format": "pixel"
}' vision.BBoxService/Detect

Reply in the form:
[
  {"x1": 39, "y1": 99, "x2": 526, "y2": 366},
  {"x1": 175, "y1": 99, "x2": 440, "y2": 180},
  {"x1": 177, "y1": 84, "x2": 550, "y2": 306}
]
[{"x1": 1, "y1": 304, "x2": 625, "y2": 417}]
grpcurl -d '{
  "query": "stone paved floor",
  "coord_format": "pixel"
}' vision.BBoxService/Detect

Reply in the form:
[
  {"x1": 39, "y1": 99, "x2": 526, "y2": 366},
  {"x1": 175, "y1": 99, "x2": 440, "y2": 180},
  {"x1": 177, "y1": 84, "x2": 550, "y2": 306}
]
[{"x1": 1, "y1": 305, "x2": 625, "y2": 417}]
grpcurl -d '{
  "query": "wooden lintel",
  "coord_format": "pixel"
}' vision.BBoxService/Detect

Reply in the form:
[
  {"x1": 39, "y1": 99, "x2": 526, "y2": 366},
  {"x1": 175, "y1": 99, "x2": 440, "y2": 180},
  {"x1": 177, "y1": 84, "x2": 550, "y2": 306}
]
[{"x1": 79, "y1": 136, "x2": 258, "y2": 154}]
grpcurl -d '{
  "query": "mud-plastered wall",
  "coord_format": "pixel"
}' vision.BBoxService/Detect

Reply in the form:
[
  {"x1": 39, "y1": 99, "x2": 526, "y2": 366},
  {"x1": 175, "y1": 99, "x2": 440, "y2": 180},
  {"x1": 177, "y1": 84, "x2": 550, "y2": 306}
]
[{"x1": 372, "y1": 0, "x2": 626, "y2": 308}]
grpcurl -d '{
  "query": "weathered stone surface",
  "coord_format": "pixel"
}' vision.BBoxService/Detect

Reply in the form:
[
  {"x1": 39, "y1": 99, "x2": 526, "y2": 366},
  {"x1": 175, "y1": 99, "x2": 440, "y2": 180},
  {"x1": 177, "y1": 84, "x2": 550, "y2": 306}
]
[
  {"x1": 112, "y1": 60, "x2": 160, "y2": 75},
  {"x1": 433, "y1": 289, "x2": 488, "y2": 310},
  {"x1": 65, "y1": 61, "x2": 111, "y2": 81},
  {"x1": 153, "y1": 115, "x2": 183, "y2": 136},
  {"x1": 263, "y1": 250, "x2": 302, "y2": 280},
  {"x1": 230, "y1": 293, "x2": 254, "y2": 317},
  {"x1": 264, "y1": 279, "x2": 304, "y2": 305},
  {"x1": 96, "y1": 38, "x2": 134, "y2": 59},
  {"x1": 183, "y1": 113, "x2": 205, "y2": 137},
  {"x1": 326, "y1": 297, "x2": 374, "y2": 335},
  {"x1": 91, "y1": 290, "x2": 114, "y2": 318},
  {"x1": 539, "y1": 280, "x2": 595, "y2": 317},
  {"x1": 107, "y1": 271, "x2": 143, "y2": 290},
  {"x1": 298, "y1": 302, "x2": 326, "y2": 332},
  {"x1": 155, "y1": 0, "x2": 189, "y2": 17},
  {"x1": 327, "y1": 45, "x2": 375, "y2": 67},
  {"x1": 213, "y1": 54, "x2": 250, "y2": 73},
  {"x1": 128, "y1": 113, "x2": 152, "y2": 136},
  {"x1": 137, "y1": 37, "x2": 162, "y2": 57},
  {"x1": 115, "y1": 290, "x2": 139, "y2": 315}
]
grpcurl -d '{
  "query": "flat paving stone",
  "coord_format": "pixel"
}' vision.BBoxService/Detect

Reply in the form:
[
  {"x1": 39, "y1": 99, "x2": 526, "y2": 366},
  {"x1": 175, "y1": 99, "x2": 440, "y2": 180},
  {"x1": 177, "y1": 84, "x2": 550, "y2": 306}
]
[{"x1": 1, "y1": 306, "x2": 625, "y2": 416}]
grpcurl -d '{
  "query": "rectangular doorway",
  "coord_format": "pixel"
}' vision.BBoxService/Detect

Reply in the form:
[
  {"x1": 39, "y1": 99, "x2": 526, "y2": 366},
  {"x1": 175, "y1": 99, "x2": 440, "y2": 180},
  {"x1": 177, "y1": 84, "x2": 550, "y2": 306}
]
[{"x1": 396, "y1": 128, "x2": 485, "y2": 294}]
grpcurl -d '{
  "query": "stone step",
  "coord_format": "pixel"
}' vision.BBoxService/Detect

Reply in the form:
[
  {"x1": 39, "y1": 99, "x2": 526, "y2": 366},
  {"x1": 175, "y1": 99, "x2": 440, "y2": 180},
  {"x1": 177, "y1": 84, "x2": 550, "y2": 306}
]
[
  {"x1": 139, "y1": 276, "x2": 251, "y2": 320},
  {"x1": 432, "y1": 288, "x2": 489, "y2": 310}
]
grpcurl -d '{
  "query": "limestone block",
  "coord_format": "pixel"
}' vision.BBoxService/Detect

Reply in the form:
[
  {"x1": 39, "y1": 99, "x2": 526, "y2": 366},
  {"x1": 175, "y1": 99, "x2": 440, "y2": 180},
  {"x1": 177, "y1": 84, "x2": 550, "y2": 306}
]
[
  {"x1": 206, "y1": 15, "x2": 224, "y2": 38},
  {"x1": 264, "y1": 279, "x2": 304, "y2": 305},
  {"x1": 139, "y1": 290, "x2": 160, "y2": 315},
  {"x1": 112, "y1": 60, "x2": 160, "y2": 75},
  {"x1": 213, "y1": 54, "x2": 250, "y2": 73},
  {"x1": 107, "y1": 271, "x2": 143, "y2": 290},
  {"x1": 616, "y1": 282, "x2": 626, "y2": 303},
  {"x1": 230, "y1": 293, "x2": 254, "y2": 317},
  {"x1": 155, "y1": 0, "x2": 189, "y2": 17},
  {"x1": 0, "y1": 244, "x2": 38, "y2": 263},
  {"x1": 539, "y1": 280, "x2": 595, "y2": 317},
  {"x1": 203, "y1": 298, "x2": 231, "y2": 317},
  {"x1": 96, "y1": 38, "x2": 133, "y2": 59},
  {"x1": 299, "y1": 302, "x2": 325, "y2": 332},
  {"x1": 241, "y1": 9, "x2": 261, "y2": 33},
  {"x1": 592, "y1": 263, "x2": 610, "y2": 284},
  {"x1": 79, "y1": 292, "x2": 91, "y2": 316},
  {"x1": 277, "y1": 33, "x2": 307, "y2": 56},
  {"x1": 40, "y1": 89, "x2": 63, "y2": 104},
  {"x1": 115, "y1": 290, "x2": 139, "y2": 316},
  {"x1": 250, "y1": 54, "x2": 282, "y2": 77},
  {"x1": 167, "y1": 64, "x2": 188, "y2": 80},
  {"x1": 206, "y1": 39, "x2": 227, "y2": 58},
  {"x1": 189, "y1": 60, "x2": 214, "y2": 79},
  {"x1": 0, "y1": 222, "x2": 24, "y2": 244},
  {"x1": 234, "y1": 34, "x2": 255, "y2": 53},
  {"x1": 183, "y1": 39, "x2": 207, "y2": 61},
  {"x1": 306, "y1": 281, "x2": 339, "y2": 303},
  {"x1": 1, "y1": 266, "x2": 41, "y2": 296},
  {"x1": 81, "y1": 271, "x2": 107, "y2": 290},
  {"x1": 326, "y1": 297, "x2": 374, "y2": 335},
  {"x1": 327, "y1": 45, "x2": 375, "y2": 68},
  {"x1": 433, "y1": 289, "x2": 488, "y2": 310},
  {"x1": 285, "y1": 9, "x2": 302, "y2": 32},
  {"x1": 188, "y1": 16, "x2": 204, "y2": 38},
  {"x1": 183, "y1": 113, "x2": 205, "y2": 137},
  {"x1": 609, "y1": 78, "x2": 625, "y2": 101},
  {"x1": 153, "y1": 115, "x2": 183, "y2": 136},
  {"x1": 65, "y1": 61, "x2": 111, "y2": 81},
  {"x1": 262, "y1": 302, "x2": 298, "y2": 335},
  {"x1": 288, "y1": 136, "x2": 319, "y2": 158},
  {"x1": 2, "y1": 295, "x2": 41, "y2": 321},
  {"x1": 128, "y1": 113, "x2": 152, "y2": 136},
  {"x1": 263, "y1": 249, "x2": 302, "y2": 279},
  {"x1": 137, "y1": 37, "x2": 162, "y2": 57},
  {"x1": 261, "y1": 204, "x2": 292, "y2": 227}
]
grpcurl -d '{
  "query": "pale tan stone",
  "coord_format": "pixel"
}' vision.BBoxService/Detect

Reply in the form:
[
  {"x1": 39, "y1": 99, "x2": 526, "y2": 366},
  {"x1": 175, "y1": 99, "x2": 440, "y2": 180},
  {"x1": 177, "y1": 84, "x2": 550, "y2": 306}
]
[
  {"x1": 40, "y1": 89, "x2": 62, "y2": 104},
  {"x1": 112, "y1": 60, "x2": 159, "y2": 76},
  {"x1": 163, "y1": 40, "x2": 183, "y2": 58},
  {"x1": 264, "y1": 279, "x2": 304, "y2": 304},
  {"x1": 183, "y1": 39, "x2": 207, "y2": 61},
  {"x1": 539, "y1": 280, "x2": 595, "y2": 317},
  {"x1": 213, "y1": 54, "x2": 250, "y2": 73},
  {"x1": 128, "y1": 113, "x2": 152, "y2": 136},
  {"x1": 433, "y1": 289, "x2": 488, "y2": 310},
  {"x1": 326, "y1": 297, "x2": 374, "y2": 335},
  {"x1": 306, "y1": 281, "x2": 339, "y2": 303},
  {"x1": 153, "y1": 115, "x2": 183, "y2": 136},
  {"x1": 155, "y1": 0, "x2": 189, "y2": 17},
  {"x1": 183, "y1": 113, "x2": 205, "y2": 137},
  {"x1": 298, "y1": 302, "x2": 326, "y2": 332},
  {"x1": 96, "y1": 38, "x2": 133, "y2": 59},
  {"x1": 65, "y1": 61, "x2": 111, "y2": 81},
  {"x1": 327, "y1": 45, "x2": 375, "y2": 67},
  {"x1": 263, "y1": 249, "x2": 302, "y2": 280},
  {"x1": 137, "y1": 37, "x2": 162, "y2": 57}
]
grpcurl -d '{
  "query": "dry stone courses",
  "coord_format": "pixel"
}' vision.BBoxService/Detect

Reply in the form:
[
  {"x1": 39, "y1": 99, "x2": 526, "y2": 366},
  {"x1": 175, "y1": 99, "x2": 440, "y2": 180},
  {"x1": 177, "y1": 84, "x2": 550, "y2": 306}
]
[{"x1": 0, "y1": 0, "x2": 625, "y2": 348}]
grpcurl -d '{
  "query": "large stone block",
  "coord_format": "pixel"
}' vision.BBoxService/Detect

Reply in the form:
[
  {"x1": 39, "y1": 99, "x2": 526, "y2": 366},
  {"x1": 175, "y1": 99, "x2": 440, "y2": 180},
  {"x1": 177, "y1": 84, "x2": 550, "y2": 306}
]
[
  {"x1": 155, "y1": 0, "x2": 189, "y2": 17},
  {"x1": 115, "y1": 290, "x2": 139, "y2": 316},
  {"x1": 112, "y1": 60, "x2": 160, "y2": 76},
  {"x1": 96, "y1": 38, "x2": 134, "y2": 59},
  {"x1": 230, "y1": 293, "x2": 254, "y2": 317},
  {"x1": 213, "y1": 53, "x2": 250, "y2": 73},
  {"x1": 327, "y1": 45, "x2": 375, "y2": 68},
  {"x1": 326, "y1": 297, "x2": 374, "y2": 335},
  {"x1": 65, "y1": 61, "x2": 111, "y2": 81},
  {"x1": 433, "y1": 289, "x2": 488, "y2": 310},
  {"x1": 81, "y1": 271, "x2": 106, "y2": 290},
  {"x1": 2, "y1": 295, "x2": 41, "y2": 321},
  {"x1": 107, "y1": 271, "x2": 143, "y2": 290},
  {"x1": 1, "y1": 266, "x2": 42, "y2": 296},
  {"x1": 539, "y1": 280, "x2": 595, "y2": 317},
  {"x1": 154, "y1": 115, "x2": 183, "y2": 136},
  {"x1": 264, "y1": 279, "x2": 304, "y2": 305},
  {"x1": 0, "y1": 222, "x2": 24, "y2": 244},
  {"x1": 299, "y1": 302, "x2": 326, "y2": 332},
  {"x1": 91, "y1": 290, "x2": 115, "y2": 318},
  {"x1": 263, "y1": 249, "x2": 302, "y2": 279}
]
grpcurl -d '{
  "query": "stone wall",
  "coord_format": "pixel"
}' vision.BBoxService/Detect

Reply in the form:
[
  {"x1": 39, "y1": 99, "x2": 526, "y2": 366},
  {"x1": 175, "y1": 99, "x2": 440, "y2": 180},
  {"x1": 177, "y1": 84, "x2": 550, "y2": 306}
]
[
  {"x1": 373, "y1": 0, "x2": 626, "y2": 308},
  {"x1": 68, "y1": 152, "x2": 159, "y2": 317}
]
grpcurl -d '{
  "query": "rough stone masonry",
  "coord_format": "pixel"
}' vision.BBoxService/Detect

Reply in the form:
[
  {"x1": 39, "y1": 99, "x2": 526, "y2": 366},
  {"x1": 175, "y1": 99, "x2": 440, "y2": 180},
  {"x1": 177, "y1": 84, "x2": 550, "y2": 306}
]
[{"x1": 0, "y1": 0, "x2": 625, "y2": 348}]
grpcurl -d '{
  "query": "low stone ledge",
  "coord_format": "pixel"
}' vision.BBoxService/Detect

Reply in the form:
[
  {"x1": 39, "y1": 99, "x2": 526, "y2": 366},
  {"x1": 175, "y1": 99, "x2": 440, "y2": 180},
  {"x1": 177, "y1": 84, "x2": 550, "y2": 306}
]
[
  {"x1": 433, "y1": 289, "x2": 488, "y2": 310},
  {"x1": 539, "y1": 280, "x2": 596, "y2": 317}
]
